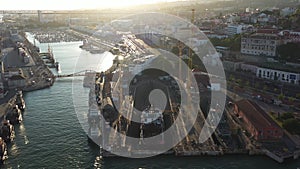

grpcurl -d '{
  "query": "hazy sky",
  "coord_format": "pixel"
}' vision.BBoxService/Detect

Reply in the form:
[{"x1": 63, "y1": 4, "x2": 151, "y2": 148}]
[{"x1": 0, "y1": 0, "x2": 177, "y2": 10}]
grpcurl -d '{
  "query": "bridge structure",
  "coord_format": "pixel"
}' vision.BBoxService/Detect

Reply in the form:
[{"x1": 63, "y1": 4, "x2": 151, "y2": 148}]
[{"x1": 55, "y1": 70, "x2": 97, "y2": 78}]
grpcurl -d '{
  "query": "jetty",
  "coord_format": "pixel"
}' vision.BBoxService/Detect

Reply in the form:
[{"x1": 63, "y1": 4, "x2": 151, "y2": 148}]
[{"x1": 54, "y1": 70, "x2": 96, "y2": 78}]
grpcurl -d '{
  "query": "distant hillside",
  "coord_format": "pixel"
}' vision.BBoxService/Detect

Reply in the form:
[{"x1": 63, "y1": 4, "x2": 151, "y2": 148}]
[{"x1": 162, "y1": 0, "x2": 300, "y2": 9}]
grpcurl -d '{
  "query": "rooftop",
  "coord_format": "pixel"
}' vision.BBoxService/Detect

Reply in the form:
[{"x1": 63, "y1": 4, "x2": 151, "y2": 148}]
[
  {"x1": 258, "y1": 62, "x2": 300, "y2": 74},
  {"x1": 236, "y1": 99, "x2": 280, "y2": 130},
  {"x1": 256, "y1": 29, "x2": 279, "y2": 34},
  {"x1": 9, "y1": 74, "x2": 26, "y2": 80}
]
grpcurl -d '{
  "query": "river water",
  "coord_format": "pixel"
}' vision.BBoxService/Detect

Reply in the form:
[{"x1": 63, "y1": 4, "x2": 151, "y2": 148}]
[{"x1": 2, "y1": 34, "x2": 300, "y2": 168}]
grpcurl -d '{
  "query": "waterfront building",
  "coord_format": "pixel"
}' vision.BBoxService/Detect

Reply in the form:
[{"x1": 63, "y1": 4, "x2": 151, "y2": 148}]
[
  {"x1": 256, "y1": 67, "x2": 300, "y2": 85},
  {"x1": 240, "y1": 63, "x2": 258, "y2": 74},
  {"x1": 241, "y1": 32, "x2": 280, "y2": 57},
  {"x1": 222, "y1": 60, "x2": 241, "y2": 72},
  {"x1": 234, "y1": 99, "x2": 283, "y2": 141},
  {"x1": 7, "y1": 74, "x2": 26, "y2": 89},
  {"x1": 221, "y1": 59, "x2": 300, "y2": 84}
]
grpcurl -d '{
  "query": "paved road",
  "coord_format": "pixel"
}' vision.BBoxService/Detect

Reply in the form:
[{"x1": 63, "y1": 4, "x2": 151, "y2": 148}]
[
  {"x1": 3, "y1": 47, "x2": 35, "y2": 69},
  {"x1": 0, "y1": 90, "x2": 16, "y2": 105},
  {"x1": 226, "y1": 88, "x2": 289, "y2": 114}
]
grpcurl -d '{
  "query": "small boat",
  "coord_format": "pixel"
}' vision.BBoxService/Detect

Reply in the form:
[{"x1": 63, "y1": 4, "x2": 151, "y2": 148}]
[
  {"x1": 79, "y1": 39, "x2": 91, "y2": 50},
  {"x1": 33, "y1": 39, "x2": 40, "y2": 52},
  {"x1": 55, "y1": 62, "x2": 61, "y2": 73},
  {"x1": 15, "y1": 91, "x2": 25, "y2": 111}
]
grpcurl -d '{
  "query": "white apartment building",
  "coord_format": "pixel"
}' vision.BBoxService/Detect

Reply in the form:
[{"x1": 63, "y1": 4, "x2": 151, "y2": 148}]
[
  {"x1": 226, "y1": 24, "x2": 245, "y2": 36},
  {"x1": 256, "y1": 67, "x2": 300, "y2": 84},
  {"x1": 241, "y1": 33, "x2": 280, "y2": 57}
]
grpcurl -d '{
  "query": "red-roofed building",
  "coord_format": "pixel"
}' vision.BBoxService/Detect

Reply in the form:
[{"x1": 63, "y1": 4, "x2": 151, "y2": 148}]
[
  {"x1": 234, "y1": 99, "x2": 283, "y2": 141},
  {"x1": 279, "y1": 30, "x2": 300, "y2": 43},
  {"x1": 256, "y1": 29, "x2": 279, "y2": 34}
]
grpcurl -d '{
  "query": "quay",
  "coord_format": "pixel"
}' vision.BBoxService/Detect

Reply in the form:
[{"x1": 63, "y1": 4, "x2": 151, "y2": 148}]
[
  {"x1": 0, "y1": 90, "x2": 25, "y2": 163},
  {"x1": 39, "y1": 51, "x2": 55, "y2": 65},
  {"x1": 0, "y1": 29, "x2": 55, "y2": 163}
]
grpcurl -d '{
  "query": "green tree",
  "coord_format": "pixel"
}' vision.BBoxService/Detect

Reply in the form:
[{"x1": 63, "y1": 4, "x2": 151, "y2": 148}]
[
  {"x1": 263, "y1": 85, "x2": 268, "y2": 91},
  {"x1": 283, "y1": 119, "x2": 300, "y2": 135},
  {"x1": 296, "y1": 93, "x2": 300, "y2": 99},
  {"x1": 245, "y1": 81, "x2": 250, "y2": 87},
  {"x1": 277, "y1": 43, "x2": 300, "y2": 63},
  {"x1": 209, "y1": 34, "x2": 241, "y2": 51},
  {"x1": 278, "y1": 93, "x2": 285, "y2": 100},
  {"x1": 280, "y1": 112, "x2": 294, "y2": 121},
  {"x1": 288, "y1": 97, "x2": 296, "y2": 103},
  {"x1": 255, "y1": 82, "x2": 260, "y2": 88},
  {"x1": 171, "y1": 46, "x2": 179, "y2": 55},
  {"x1": 229, "y1": 75, "x2": 235, "y2": 82}
]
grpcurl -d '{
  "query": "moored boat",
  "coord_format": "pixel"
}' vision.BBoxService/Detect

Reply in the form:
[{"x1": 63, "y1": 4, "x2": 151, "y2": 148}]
[
  {"x1": 15, "y1": 91, "x2": 25, "y2": 111},
  {"x1": 55, "y1": 62, "x2": 61, "y2": 73}
]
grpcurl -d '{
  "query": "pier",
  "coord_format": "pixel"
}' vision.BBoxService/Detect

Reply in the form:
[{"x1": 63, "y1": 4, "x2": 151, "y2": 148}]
[
  {"x1": 39, "y1": 45, "x2": 56, "y2": 65},
  {"x1": 54, "y1": 70, "x2": 96, "y2": 78}
]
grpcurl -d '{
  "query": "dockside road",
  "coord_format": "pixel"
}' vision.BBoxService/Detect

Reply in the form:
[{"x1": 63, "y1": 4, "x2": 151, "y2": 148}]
[
  {"x1": 21, "y1": 34, "x2": 55, "y2": 91},
  {"x1": 67, "y1": 29, "x2": 114, "y2": 51},
  {"x1": 0, "y1": 32, "x2": 55, "y2": 115}
]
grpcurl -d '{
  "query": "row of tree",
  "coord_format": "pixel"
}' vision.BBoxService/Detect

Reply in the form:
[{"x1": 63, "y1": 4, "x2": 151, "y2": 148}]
[
  {"x1": 277, "y1": 42, "x2": 300, "y2": 63},
  {"x1": 275, "y1": 112, "x2": 300, "y2": 135},
  {"x1": 209, "y1": 34, "x2": 241, "y2": 51}
]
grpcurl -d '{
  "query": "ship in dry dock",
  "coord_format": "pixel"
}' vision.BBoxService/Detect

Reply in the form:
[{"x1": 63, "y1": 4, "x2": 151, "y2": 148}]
[
  {"x1": 15, "y1": 91, "x2": 25, "y2": 111},
  {"x1": 84, "y1": 33, "x2": 221, "y2": 157}
]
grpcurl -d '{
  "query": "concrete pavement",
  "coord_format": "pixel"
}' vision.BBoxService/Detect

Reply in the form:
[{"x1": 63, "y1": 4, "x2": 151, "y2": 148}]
[{"x1": 3, "y1": 47, "x2": 35, "y2": 69}]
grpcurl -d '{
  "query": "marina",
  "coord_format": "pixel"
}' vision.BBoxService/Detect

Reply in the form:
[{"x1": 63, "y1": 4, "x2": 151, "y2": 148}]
[{"x1": 33, "y1": 30, "x2": 82, "y2": 43}]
